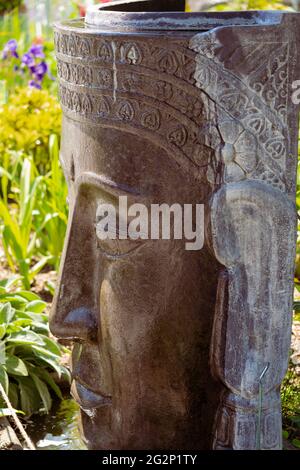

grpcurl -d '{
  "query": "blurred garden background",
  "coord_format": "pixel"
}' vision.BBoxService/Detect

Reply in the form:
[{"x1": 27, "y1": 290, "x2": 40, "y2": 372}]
[{"x1": 0, "y1": 0, "x2": 299, "y2": 450}]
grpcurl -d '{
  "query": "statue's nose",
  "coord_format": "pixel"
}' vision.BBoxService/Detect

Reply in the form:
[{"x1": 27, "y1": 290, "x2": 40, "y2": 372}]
[
  {"x1": 49, "y1": 195, "x2": 99, "y2": 343},
  {"x1": 50, "y1": 304, "x2": 98, "y2": 343}
]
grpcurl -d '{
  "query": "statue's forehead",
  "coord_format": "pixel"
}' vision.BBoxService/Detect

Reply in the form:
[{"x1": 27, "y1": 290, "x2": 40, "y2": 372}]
[{"x1": 60, "y1": 118, "x2": 200, "y2": 201}]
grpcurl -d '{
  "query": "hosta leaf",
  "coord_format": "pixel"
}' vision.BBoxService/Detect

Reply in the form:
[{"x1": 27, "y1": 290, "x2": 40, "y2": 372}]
[
  {"x1": 34, "y1": 368, "x2": 62, "y2": 400},
  {"x1": 5, "y1": 356, "x2": 28, "y2": 376},
  {"x1": 25, "y1": 300, "x2": 47, "y2": 313},
  {"x1": 32, "y1": 351, "x2": 63, "y2": 379},
  {"x1": 0, "y1": 295, "x2": 27, "y2": 310},
  {"x1": 39, "y1": 335, "x2": 62, "y2": 356},
  {"x1": 16, "y1": 376, "x2": 41, "y2": 416},
  {"x1": 0, "y1": 276, "x2": 21, "y2": 289},
  {"x1": 31, "y1": 345, "x2": 60, "y2": 360},
  {"x1": 0, "y1": 341, "x2": 5, "y2": 365},
  {"x1": 0, "y1": 365, "x2": 9, "y2": 394},
  {"x1": 30, "y1": 322, "x2": 49, "y2": 335},
  {"x1": 0, "y1": 325, "x2": 6, "y2": 340},
  {"x1": 30, "y1": 372, "x2": 52, "y2": 413},
  {"x1": 8, "y1": 382, "x2": 19, "y2": 409},
  {"x1": 0, "y1": 302, "x2": 15, "y2": 324},
  {"x1": 6, "y1": 318, "x2": 33, "y2": 332},
  {"x1": 15, "y1": 311, "x2": 48, "y2": 325},
  {"x1": 6, "y1": 330, "x2": 45, "y2": 346},
  {"x1": 61, "y1": 365, "x2": 71, "y2": 384},
  {"x1": 15, "y1": 291, "x2": 40, "y2": 302}
]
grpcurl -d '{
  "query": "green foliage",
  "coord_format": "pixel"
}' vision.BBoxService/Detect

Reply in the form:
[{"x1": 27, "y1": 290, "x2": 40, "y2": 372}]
[
  {"x1": 0, "y1": 156, "x2": 47, "y2": 289},
  {"x1": 34, "y1": 134, "x2": 68, "y2": 271},
  {"x1": 0, "y1": 278, "x2": 70, "y2": 416},
  {"x1": 0, "y1": 151, "x2": 68, "y2": 286},
  {"x1": 281, "y1": 359, "x2": 300, "y2": 446},
  {"x1": 0, "y1": 1, "x2": 23, "y2": 16},
  {"x1": 205, "y1": 0, "x2": 294, "y2": 10},
  {"x1": 282, "y1": 362, "x2": 300, "y2": 418},
  {"x1": 0, "y1": 87, "x2": 61, "y2": 171},
  {"x1": 0, "y1": 89, "x2": 67, "y2": 286}
]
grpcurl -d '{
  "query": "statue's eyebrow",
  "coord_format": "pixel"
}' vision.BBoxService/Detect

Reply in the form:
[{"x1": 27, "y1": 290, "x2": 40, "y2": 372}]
[{"x1": 75, "y1": 172, "x2": 142, "y2": 197}]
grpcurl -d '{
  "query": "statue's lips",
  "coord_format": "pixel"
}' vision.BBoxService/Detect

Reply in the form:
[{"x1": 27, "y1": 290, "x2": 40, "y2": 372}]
[{"x1": 71, "y1": 380, "x2": 112, "y2": 410}]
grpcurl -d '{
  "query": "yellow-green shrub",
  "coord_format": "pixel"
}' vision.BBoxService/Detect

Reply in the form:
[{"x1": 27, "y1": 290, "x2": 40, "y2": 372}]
[{"x1": 0, "y1": 87, "x2": 61, "y2": 171}]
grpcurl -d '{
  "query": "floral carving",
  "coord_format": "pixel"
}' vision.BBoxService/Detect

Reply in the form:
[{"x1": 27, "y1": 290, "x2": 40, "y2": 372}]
[
  {"x1": 157, "y1": 51, "x2": 178, "y2": 75},
  {"x1": 120, "y1": 73, "x2": 142, "y2": 92},
  {"x1": 117, "y1": 101, "x2": 134, "y2": 121},
  {"x1": 141, "y1": 109, "x2": 161, "y2": 131},
  {"x1": 98, "y1": 97, "x2": 111, "y2": 117},
  {"x1": 119, "y1": 43, "x2": 142, "y2": 65},
  {"x1": 78, "y1": 38, "x2": 90, "y2": 57},
  {"x1": 81, "y1": 95, "x2": 93, "y2": 115},
  {"x1": 97, "y1": 41, "x2": 113, "y2": 62},
  {"x1": 191, "y1": 32, "x2": 221, "y2": 60},
  {"x1": 97, "y1": 69, "x2": 113, "y2": 88},
  {"x1": 265, "y1": 138, "x2": 285, "y2": 160},
  {"x1": 156, "y1": 81, "x2": 173, "y2": 101},
  {"x1": 168, "y1": 125, "x2": 187, "y2": 148},
  {"x1": 68, "y1": 34, "x2": 77, "y2": 56},
  {"x1": 208, "y1": 120, "x2": 258, "y2": 184},
  {"x1": 57, "y1": 61, "x2": 70, "y2": 81},
  {"x1": 72, "y1": 93, "x2": 81, "y2": 113}
]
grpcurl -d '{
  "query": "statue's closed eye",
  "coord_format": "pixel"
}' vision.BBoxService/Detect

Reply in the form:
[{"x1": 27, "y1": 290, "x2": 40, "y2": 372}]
[{"x1": 94, "y1": 216, "x2": 146, "y2": 258}]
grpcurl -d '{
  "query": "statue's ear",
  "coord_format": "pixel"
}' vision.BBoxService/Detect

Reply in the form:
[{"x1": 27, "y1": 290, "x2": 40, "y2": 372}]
[
  {"x1": 209, "y1": 180, "x2": 296, "y2": 269},
  {"x1": 209, "y1": 179, "x2": 296, "y2": 400}
]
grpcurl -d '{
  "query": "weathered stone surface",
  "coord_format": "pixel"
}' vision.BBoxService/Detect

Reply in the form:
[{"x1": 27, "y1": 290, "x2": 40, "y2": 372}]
[
  {"x1": 0, "y1": 418, "x2": 22, "y2": 450},
  {"x1": 51, "y1": 0, "x2": 300, "y2": 450}
]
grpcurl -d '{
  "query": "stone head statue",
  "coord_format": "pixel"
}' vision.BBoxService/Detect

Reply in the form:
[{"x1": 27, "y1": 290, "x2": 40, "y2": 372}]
[{"x1": 51, "y1": 0, "x2": 300, "y2": 450}]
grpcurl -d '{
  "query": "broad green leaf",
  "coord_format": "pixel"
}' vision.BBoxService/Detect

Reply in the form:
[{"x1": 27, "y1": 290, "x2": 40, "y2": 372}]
[
  {"x1": 34, "y1": 368, "x2": 62, "y2": 400},
  {"x1": 6, "y1": 330, "x2": 45, "y2": 346},
  {"x1": 30, "y1": 322, "x2": 49, "y2": 335},
  {"x1": 16, "y1": 376, "x2": 41, "y2": 416},
  {"x1": 39, "y1": 335, "x2": 62, "y2": 356},
  {"x1": 0, "y1": 365, "x2": 9, "y2": 394},
  {"x1": 25, "y1": 300, "x2": 47, "y2": 314},
  {"x1": 0, "y1": 325, "x2": 6, "y2": 340},
  {"x1": 0, "y1": 275, "x2": 20, "y2": 290},
  {"x1": 292, "y1": 438, "x2": 300, "y2": 449},
  {"x1": 5, "y1": 356, "x2": 28, "y2": 377},
  {"x1": 30, "y1": 372, "x2": 52, "y2": 413},
  {"x1": 0, "y1": 294, "x2": 27, "y2": 310},
  {"x1": 282, "y1": 430, "x2": 289, "y2": 439},
  {"x1": 0, "y1": 302, "x2": 15, "y2": 324},
  {"x1": 32, "y1": 351, "x2": 63, "y2": 379},
  {"x1": 14, "y1": 291, "x2": 40, "y2": 302},
  {"x1": 8, "y1": 382, "x2": 19, "y2": 409},
  {"x1": 0, "y1": 341, "x2": 5, "y2": 365},
  {"x1": 6, "y1": 319, "x2": 33, "y2": 333}
]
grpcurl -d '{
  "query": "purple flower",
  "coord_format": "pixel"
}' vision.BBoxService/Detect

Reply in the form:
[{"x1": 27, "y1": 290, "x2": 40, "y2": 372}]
[
  {"x1": 22, "y1": 52, "x2": 35, "y2": 67},
  {"x1": 32, "y1": 61, "x2": 48, "y2": 81},
  {"x1": 29, "y1": 80, "x2": 42, "y2": 90},
  {"x1": 29, "y1": 44, "x2": 45, "y2": 59},
  {"x1": 2, "y1": 39, "x2": 19, "y2": 59}
]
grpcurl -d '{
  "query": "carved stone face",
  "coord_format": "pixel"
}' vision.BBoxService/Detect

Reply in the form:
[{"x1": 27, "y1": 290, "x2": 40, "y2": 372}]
[
  {"x1": 51, "y1": 0, "x2": 300, "y2": 451},
  {"x1": 50, "y1": 118, "x2": 220, "y2": 449}
]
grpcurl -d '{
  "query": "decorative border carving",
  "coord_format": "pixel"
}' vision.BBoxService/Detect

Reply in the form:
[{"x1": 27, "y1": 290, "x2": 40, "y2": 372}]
[
  {"x1": 190, "y1": 31, "x2": 291, "y2": 191},
  {"x1": 55, "y1": 29, "x2": 293, "y2": 193}
]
